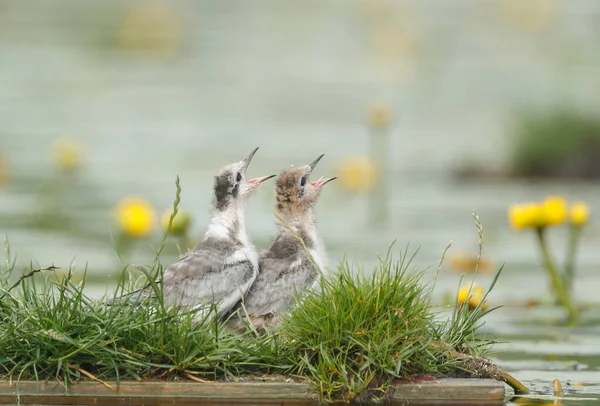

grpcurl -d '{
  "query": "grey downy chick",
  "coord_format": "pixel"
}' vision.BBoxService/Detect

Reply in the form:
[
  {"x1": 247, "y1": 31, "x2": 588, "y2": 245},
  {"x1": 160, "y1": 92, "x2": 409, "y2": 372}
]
[
  {"x1": 227, "y1": 154, "x2": 336, "y2": 333},
  {"x1": 120, "y1": 148, "x2": 275, "y2": 319}
]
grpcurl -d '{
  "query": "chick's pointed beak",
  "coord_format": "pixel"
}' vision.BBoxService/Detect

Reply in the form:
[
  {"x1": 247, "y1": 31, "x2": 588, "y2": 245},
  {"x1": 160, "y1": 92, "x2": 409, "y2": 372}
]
[
  {"x1": 308, "y1": 154, "x2": 325, "y2": 174},
  {"x1": 311, "y1": 176, "x2": 337, "y2": 188},
  {"x1": 242, "y1": 147, "x2": 260, "y2": 171},
  {"x1": 248, "y1": 174, "x2": 276, "y2": 185},
  {"x1": 240, "y1": 147, "x2": 274, "y2": 186}
]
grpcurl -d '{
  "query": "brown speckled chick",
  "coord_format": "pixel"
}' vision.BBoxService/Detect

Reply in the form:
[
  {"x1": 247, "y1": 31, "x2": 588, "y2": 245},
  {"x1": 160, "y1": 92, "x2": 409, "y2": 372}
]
[{"x1": 227, "y1": 154, "x2": 336, "y2": 333}]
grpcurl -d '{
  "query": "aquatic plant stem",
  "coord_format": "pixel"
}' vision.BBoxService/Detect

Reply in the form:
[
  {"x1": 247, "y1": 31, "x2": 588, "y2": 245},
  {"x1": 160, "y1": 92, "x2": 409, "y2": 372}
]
[
  {"x1": 564, "y1": 225, "x2": 581, "y2": 295},
  {"x1": 497, "y1": 370, "x2": 530, "y2": 395},
  {"x1": 429, "y1": 342, "x2": 529, "y2": 394},
  {"x1": 535, "y1": 227, "x2": 578, "y2": 325},
  {"x1": 368, "y1": 127, "x2": 389, "y2": 229}
]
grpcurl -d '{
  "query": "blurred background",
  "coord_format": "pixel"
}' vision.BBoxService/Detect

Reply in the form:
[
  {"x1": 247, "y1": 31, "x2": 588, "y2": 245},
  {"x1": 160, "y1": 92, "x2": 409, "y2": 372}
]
[
  {"x1": 2, "y1": 0, "x2": 600, "y2": 398},
  {"x1": 2, "y1": 1, "x2": 600, "y2": 301}
]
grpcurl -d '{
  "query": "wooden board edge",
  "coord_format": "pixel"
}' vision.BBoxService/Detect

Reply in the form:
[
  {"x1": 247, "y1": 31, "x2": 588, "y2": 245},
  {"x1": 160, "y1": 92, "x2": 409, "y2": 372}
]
[{"x1": 0, "y1": 378, "x2": 508, "y2": 404}]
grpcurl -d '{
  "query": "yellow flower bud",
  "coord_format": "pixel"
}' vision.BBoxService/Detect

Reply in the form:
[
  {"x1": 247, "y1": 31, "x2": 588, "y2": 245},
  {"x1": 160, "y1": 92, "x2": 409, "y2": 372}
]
[
  {"x1": 542, "y1": 196, "x2": 567, "y2": 226},
  {"x1": 569, "y1": 202, "x2": 589, "y2": 226},
  {"x1": 457, "y1": 286, "x2": 468, "y2": 304},
  {"x1": 508, "y1": 202, "x2": 543, "y2": 230},
  {"x1": 368, "y1": 103, "x2": 392, "y2": 130},
  {"x1": 118, "y1": 2, "x2": 181, "y2": 56},
  {"x1": 448, "y1": 252, "x2": 494, "y2": 274},
  {"x1": 337, "y1": 156, "x2": 379, "y2": 194},
  {"x1": 161, "y1": 209, "x2": 191, "y2": 235},
  {"x1": 115, "y1": 197, "x2": 156, "y2": 238},
  {"x1": 457, "y1": 284, "x2": 488, "y2": 311},
  {"x1": 500, "y1": 0, "x2": 557, "y2": 31},
  {"x1": 52, "y1": 137, "x2": 84, "y2": 171}
]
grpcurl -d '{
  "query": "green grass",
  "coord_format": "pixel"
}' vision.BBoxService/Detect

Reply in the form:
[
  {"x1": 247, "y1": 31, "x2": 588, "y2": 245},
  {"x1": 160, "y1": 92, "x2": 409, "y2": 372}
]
[
  {"x1": 0, "y1": 256, "x2": 286, "y2": 383},
  {"x1": 280, "y1": 237, "x2": 500, "y2": 401},
  {"x1": 0, "y1": 179, "x2": 502, "y2": 402},
  {"x1": 511, "y1": 108, "x2": 600, "y2": 178},
  {"x1": 0, "y1": 243, "x2": 500, "y2": 401}
]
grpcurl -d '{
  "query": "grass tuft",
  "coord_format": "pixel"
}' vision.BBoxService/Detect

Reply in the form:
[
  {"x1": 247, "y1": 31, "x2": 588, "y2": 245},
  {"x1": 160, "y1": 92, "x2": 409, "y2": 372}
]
[
  {"x1": 279, "y1": 246, "x2": 499, "y2": 402},
  {"x1": 0, "y1": 261, "x2": 284, "y2": 383}
]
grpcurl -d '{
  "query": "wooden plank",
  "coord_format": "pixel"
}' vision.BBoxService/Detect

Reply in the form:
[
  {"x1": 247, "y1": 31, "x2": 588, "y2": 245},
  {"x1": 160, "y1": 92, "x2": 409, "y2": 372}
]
[
  {"x1": 0, "y1": 381, "x2": 312, "y2": 398},
  {"x1": 0, "y1": 396, "x2": 312, "y2": 406},
  {"x1": 0, "y1": 379, "x2": 506, "y2": 405},
  {"x1": 392, "y1": 378, "x2": 506, "y2": 405}
]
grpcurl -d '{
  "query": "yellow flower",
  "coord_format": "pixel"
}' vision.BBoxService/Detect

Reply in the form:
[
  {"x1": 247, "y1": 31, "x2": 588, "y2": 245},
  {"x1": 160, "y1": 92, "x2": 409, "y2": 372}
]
[
  {"x1": 508, "y1": 202, "x2": 543, "y2": 230},
  {"x1": 161, "y1": 209, "x2": 191, "y2": 235},
  {"x1": 509, "y1": 197, "x2": 569, "y2": 229},
  {"x1": 115, "y1": 197, "x2": 156, "y2": 238},
  {"x1": 569, "y1": 202, "x2": 589, "y2": 226},
  {"x1": 52, "y1": 138, "x2": 84, "y2": 171},
  {"x1": 542, "y1": 196, "x2": 567, "y2": 226},
  {"x1": 448, "y1": 252, "x2": 494, "y2": 274},
  {"x1": 457, "y1": 284, "x2": 488, "y2": 311},
  {"x1": 500, "y1": 0, "x2": 557, "y2": 31},
  {"x1": 368, "y1": 103, "x2": 393, "y2": 130},
  {"x1": 457, "y1": 286, "x2": 470, "y2": 304},
  {"x1": 118, "y1": 1, "x2": 181, "y2": 56},
  {"x1": 337, "y1": 156, "x2": 379, "y2": 194}
]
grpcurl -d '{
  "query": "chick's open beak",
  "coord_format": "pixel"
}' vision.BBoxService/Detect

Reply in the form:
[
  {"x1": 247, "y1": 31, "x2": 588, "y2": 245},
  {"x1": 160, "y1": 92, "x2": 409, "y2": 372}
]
[
  {"x1": 242, "y1": 147, "x2": 260, "y2": 171},
  {"x1": 248, "y1": 174, "x2": 276, "y2": 185},
  {"x1": 311, "y1": 176, "x2": 337, "y2": 188},
  {"x1": 308, "y1": 154, "x2": 325, "y2": 174},
  {"x1": 305, "y1": 154, "x2": 334, "y2": 187}
]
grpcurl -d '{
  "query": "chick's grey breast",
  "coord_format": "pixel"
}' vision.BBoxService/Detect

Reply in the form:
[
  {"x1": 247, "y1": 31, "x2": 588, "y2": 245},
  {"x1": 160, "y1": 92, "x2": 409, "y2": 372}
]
[
  {"x1": 163, "y1": 238, "x2": 255, "y2": 311},
  {"x1": 242, "y1": 231, "x2": 318, "y2": 316}
]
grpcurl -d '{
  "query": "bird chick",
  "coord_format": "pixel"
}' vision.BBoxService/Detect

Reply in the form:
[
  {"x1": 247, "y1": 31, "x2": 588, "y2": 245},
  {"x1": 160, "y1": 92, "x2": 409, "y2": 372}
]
[
  {"x1": 227, "y1": 154, "x2": 336, "y2": 333},
  {"x1": 118, "y1": 147, "x2": 274, "y2": 320}
]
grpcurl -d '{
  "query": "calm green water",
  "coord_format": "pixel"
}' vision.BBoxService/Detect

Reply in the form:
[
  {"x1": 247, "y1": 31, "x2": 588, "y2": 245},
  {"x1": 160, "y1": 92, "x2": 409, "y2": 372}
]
[{"x1": 2, "y1": 1, "x2": 600, "y2": 404}]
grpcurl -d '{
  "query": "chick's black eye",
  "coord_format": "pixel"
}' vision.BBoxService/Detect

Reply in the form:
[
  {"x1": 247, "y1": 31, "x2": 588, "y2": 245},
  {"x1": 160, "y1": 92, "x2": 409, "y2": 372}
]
[
  {"x1": 236, "y1": 172, "x2": 242, "y2": 182},
  {"x1": 300, "y1": 177, "x2": 306, "y2": 187}
]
